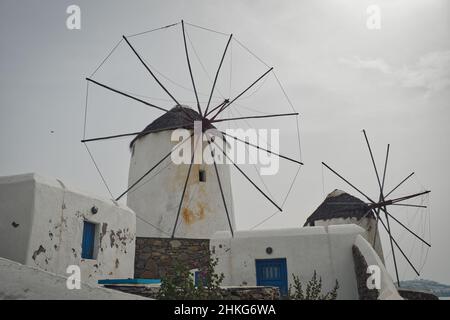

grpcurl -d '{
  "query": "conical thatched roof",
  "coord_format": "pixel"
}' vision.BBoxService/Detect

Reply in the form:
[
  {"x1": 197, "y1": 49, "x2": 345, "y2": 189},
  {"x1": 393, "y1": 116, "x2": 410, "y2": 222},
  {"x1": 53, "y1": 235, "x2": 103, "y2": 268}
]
[
  {"x1": 304, "y1": 189, "x2": 375, "y2": 226},
  {"x1": 130, "y1": 105, "x2": 215, "y2": 148}
]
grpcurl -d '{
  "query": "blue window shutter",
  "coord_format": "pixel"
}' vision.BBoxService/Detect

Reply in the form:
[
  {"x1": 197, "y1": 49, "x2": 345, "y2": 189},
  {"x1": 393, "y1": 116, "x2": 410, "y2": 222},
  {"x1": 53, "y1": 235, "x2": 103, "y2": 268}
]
[
  {"x1": 255, "y1": 258, "x2": 288, "y2": 296},
  {"x1": 81, "y1": 221, "x2": 96, "y2": 259}
]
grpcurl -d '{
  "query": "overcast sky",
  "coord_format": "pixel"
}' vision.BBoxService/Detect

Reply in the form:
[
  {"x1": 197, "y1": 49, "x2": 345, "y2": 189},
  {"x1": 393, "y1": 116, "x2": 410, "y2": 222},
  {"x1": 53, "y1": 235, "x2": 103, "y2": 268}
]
[{"x1": 1, "y1": 0, "x2": 449, "y2": 284}]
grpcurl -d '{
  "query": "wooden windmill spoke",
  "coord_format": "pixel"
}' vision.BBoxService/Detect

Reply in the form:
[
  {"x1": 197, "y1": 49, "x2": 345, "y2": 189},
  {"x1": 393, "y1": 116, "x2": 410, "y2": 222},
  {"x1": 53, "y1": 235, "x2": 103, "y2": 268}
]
[
  {"x1": 181, "y1": 20, "x2": 202, "y2": 116},
  {"x1": 321, "y1": 162, "x2": 376, "y2": 204},
  {"x1": 205, "y1": 99, "x2": 229, "y2": 118},
  {"x1": 368, "y1": 191, "x2": 431, "y2": 209},
  {"x1": 115, "y1": 133, "x2": 194, "y2": 201},
  {"x1": 205, "y1": 134, "x2": 234, "y2": 237},
  {"x1": 381, "y1": 209, "x2": 400, "y2": 286},
  {"x1": 372, "y1": 144, "x2": 390, "y2": 250},
  {"x1": 86, "y1": 78, "x2": 169, "y2": 113},
  {"x1": 362, "y1": 129, "x2": 384, "y2": 190},
  {"x1": 389, "y1": 190, "x2": 431, "y2": 205},
  {"x1": 122, "y1": 35, "x2": 196, "y2": 123},
  {"x1": 122, "y1": 36, "x2": 180, "y2": 106},
  {"x1": 220, "y1": 130, "x2": 303, "y2": 165},
  {"x1": 391, "y1": 203, "x2": 427, "y2": 209},
  {"x1": 379, "y1": 206, "x2": 431, "y2": 247},
  {"x1": 210, "y1": 67, "x2": 274, "y2": 121},
  {"x1": 377, "y1": 212, "x2": 421, "y2": 277},
  {"x1": 171, "y1": 133, "x2": 202, "y2": 238},
  {"x1": 385, "y1": 172, "x2": 415, "y2": 198},
  {"x1": 81, "y1": 124, "x2": 192, "y2": 143},
  {"x1": 381, "y1": 144, "x2": 390, "y2": 192},
  {"x1": 210, "y1": 135, "x2": 282, "y2": 212},
  {"x1": 204, "y1": 34, "x2": 233, "y2": 116},
  {"x1": 211, "y1": 112, "x2": 299, "y2": 123}
]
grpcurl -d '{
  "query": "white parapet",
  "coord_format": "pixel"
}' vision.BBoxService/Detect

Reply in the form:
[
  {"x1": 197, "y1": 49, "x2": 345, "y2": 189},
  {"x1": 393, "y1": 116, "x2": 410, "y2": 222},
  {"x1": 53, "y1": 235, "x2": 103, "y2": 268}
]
[{"x1": 0, "y1": 173, "x2": 136, "y2": 285}]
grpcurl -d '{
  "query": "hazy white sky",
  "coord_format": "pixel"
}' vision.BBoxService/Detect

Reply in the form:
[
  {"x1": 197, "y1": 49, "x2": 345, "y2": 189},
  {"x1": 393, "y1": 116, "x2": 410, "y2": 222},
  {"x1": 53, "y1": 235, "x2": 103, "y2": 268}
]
[{"x1": 0, "y1": 0, "x2": 449, "y2": 284}]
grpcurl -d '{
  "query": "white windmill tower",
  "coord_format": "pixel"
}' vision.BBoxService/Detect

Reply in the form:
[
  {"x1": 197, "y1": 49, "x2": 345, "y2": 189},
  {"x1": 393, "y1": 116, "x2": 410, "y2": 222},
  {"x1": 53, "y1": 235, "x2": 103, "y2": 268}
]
[{"x1": 127, "y1": 105, "x2": 235, "y2": 239}]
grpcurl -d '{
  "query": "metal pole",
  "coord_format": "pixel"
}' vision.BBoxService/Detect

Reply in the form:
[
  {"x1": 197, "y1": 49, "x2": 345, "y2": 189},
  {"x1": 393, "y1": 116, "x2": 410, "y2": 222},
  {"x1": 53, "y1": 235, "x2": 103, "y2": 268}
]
[
  {"x1": 86, "y1": 78, "x2": 168, "y2": 113},
  {"x1": 211, "y1": 112, "x2": 299, "y2": 123},
  {"x1": 171, "y1": 134, "x2": 201, "y2": 238},
  {"x1": 81, "y1": 123, "x2": 191, "y2": 143},
  {"x1": 204, "y1": 34, "x2": 233, "y2": 116},
  {"x1": 211, "y1": 67, "x2": 273, "y2": 121},
  {"x1": 205, "y1": 99, "x2": 229, "y2": 117},
  {"x1": 378, "y1": 214, "x2": 421, "y2": 277},
  {"x1": 181, "y1": 20, "x2": 202, "y2": 116},
  {"x1": 211, "y1": 136, "x2": 282, "y2": 211},
  {"x1": 122, "y1": 35, "x2": 182, "y2": 107},
  {"x1": 115, "y1": 133, "x2": 193, "y2": 201},
  {"x1": 205, "y1": 135, "x2": 234, "y2": 237},
  {"x1": 385, "y1": 172, "x2": 415, "y2": 198},
  {"x1": 220, "y1": 130, "x2": 303, "y2": 165},
  {"x1": 321, "y1": 162, "x2": 375, "y2": 204},
  {"x1": 379, "y1": 206, "x2": 431, "y2": 247}
]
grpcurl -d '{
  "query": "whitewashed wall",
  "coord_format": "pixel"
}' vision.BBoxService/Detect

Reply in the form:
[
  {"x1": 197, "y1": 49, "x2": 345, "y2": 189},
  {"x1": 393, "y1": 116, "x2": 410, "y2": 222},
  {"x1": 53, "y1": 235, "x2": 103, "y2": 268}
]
[
  {"x1": 0, "y1": 257, "x2": 146, "y2": 300},
  {"x1": 128, "y1": 130, "x2": 235, "y2": 238},
  {"x1": 0, "y1": 173, "x2": 136, "y2": 285},
  {"x1": 314, "y1": 217, "x2": 384, "y2": 263},
  {"x1": 211, "y1": 225, "x2": 367, "y2": 300}
]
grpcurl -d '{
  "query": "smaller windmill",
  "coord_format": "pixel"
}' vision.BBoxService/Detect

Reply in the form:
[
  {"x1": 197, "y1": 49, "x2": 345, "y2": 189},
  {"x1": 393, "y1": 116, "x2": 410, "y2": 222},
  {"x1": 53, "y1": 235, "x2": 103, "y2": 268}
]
[{"x1": 322, "y1": 130, "x2": 431, "y2": 287}]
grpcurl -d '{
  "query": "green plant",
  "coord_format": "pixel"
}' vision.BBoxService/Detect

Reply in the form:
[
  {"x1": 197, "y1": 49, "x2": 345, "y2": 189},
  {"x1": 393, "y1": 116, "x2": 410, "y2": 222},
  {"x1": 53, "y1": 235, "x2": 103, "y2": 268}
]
[
  {"x1": 289, "y1": 270, "x2": 339, "y2": 300},
  {"x1": 157, "y1": 257, "x2": 226, "y2": 300}
]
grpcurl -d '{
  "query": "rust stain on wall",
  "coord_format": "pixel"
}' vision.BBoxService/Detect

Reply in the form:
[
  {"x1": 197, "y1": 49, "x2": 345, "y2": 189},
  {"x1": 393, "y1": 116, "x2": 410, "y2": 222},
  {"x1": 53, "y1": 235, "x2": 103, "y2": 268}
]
[
  {"x1": 182, "y1": 203, "x2": 206, "y2": 225},
  {"x1": 182, "y1": 207, "x2": 194, "y2": 225}
]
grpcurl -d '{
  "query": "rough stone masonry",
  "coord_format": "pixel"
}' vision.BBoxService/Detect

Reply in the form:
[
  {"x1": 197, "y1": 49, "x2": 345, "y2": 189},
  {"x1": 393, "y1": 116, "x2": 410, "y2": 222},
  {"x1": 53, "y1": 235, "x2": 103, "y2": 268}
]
[{"x1": 134, "y1": 237, "x2": 210, "y2": 279}]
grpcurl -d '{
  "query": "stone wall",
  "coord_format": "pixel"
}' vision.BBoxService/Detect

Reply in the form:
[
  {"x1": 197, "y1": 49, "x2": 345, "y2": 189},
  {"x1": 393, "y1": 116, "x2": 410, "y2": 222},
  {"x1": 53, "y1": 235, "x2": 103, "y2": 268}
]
[
  {"x1": 398, "y1": 288, "x2": 439, "y2": 300},
  {"x1": 105, "y1": 285, "x2": 280, "y2": 300},
  {"x1": 225, "y1": 287, "x2": 280, "y2": 300},
  {"x1": 352, "y1": 245, "x2": 379, "y2": 300},
  {"x1": 134, "y1": 237, "x2": 210, "y2": 279}
]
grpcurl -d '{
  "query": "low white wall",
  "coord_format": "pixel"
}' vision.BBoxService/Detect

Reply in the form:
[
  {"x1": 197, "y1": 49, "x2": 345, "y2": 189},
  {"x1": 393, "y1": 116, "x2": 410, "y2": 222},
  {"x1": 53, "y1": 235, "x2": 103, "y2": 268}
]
[
  {"x1": 314, "y1": 217, "x2": 384, "y2": 263},
  {"x1": 0, "y1": 257, "x2": 146, "y2": 300},
  {"x1": 0, "y1": 173, "x2": 136, "y2": 285},
  {"x1": 211, "y1": 225, "x2": 366, "y2": 300}
]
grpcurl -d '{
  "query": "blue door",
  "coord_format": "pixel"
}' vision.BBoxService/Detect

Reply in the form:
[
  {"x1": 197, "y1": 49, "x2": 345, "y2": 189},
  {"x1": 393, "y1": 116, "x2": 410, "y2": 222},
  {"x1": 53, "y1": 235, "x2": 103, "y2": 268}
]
[
  {"x1": 255, "y1": 258, "x2": 288, "y2": 296},
  {"x1": 81, "y1": 221, "x2": 96, "y2": 259}
]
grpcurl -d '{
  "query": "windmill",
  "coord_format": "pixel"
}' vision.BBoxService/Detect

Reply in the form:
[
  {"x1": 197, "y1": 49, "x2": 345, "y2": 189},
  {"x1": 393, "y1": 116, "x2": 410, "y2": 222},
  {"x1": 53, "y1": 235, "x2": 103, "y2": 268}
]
[
  {"x1": 81, "y1": 21, "x2": 303, "y2": 239},
  {"x1": 322, "y1": 129, "x2": 431, "y2": 286}
]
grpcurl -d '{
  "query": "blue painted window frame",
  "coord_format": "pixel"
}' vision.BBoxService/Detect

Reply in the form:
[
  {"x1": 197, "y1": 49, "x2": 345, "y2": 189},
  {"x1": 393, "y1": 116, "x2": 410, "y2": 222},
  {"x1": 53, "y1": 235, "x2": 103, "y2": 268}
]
[{"x1": 81, "y1": 221, "x2": 96, "y2": 259}]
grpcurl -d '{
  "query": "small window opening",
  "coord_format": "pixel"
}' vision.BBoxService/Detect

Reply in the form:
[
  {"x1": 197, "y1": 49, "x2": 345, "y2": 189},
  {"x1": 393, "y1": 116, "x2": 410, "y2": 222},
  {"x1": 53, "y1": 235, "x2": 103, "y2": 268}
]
[
  {"x1": 81, "y1": 221, "x2": 98, "y2": 259},
  {"x1": 199, "y1": 169, "x2": 206, "y2": 182}
]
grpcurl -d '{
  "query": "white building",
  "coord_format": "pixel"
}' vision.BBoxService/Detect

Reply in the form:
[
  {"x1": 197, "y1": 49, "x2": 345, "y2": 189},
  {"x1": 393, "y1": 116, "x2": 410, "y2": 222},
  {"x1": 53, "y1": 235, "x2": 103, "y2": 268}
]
[
  {"x1": 0, "y1": 173, "x2": 136, "y2": 285},
  {"x1": 128, "y1": 106, "x2": 235, "y2": 239},
  {"x1": 211, "y1": 225, "x2": 400, "y2": 299}
]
